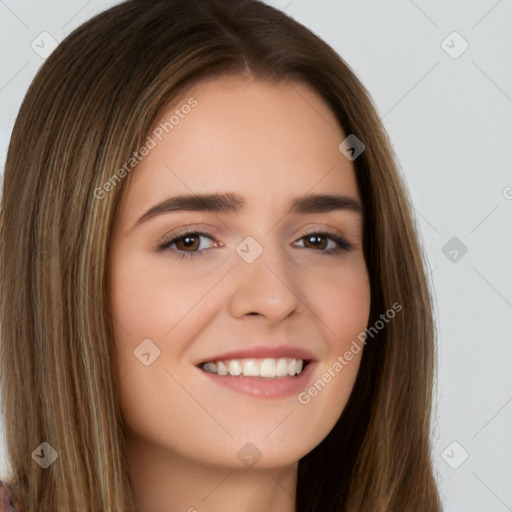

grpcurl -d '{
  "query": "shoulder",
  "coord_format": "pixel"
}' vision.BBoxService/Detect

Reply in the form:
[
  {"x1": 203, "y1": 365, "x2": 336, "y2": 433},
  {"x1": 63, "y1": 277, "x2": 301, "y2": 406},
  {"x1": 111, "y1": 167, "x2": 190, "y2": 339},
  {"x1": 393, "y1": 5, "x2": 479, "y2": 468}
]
[{"x1": 0, "y1": 480, "x2": 17, "y2": 512}]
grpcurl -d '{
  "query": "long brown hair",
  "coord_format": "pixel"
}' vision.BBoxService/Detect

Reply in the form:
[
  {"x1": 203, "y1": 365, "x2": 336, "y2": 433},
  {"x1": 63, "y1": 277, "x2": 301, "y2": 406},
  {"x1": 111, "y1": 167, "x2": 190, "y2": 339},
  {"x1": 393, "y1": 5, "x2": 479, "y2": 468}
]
[{"x1": 0, "y1": 0, "x2": 442, "y2": 510}]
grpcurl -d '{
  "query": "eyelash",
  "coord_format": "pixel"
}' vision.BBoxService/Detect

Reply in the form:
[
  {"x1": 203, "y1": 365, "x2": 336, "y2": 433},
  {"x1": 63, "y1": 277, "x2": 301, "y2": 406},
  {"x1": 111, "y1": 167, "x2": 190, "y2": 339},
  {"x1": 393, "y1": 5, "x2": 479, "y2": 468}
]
[{"x1": 156, "y1": 228, "x2": 354, "y2": 260}]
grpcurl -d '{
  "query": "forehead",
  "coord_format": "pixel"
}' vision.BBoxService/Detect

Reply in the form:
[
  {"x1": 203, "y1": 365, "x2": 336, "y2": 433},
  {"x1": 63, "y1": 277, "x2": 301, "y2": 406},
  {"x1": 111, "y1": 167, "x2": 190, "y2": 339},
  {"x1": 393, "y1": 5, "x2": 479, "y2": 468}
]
[{"x1": 117, "y1": 76, "x2": 361, "y2": 227}]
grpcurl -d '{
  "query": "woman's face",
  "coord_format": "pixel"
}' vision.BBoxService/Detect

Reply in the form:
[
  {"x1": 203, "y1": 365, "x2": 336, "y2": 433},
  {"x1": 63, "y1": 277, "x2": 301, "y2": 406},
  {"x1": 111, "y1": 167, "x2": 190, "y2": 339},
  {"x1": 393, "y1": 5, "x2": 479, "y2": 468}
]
[{"x1": 109, "y1": 76, "x2": 371, "y2": 469}]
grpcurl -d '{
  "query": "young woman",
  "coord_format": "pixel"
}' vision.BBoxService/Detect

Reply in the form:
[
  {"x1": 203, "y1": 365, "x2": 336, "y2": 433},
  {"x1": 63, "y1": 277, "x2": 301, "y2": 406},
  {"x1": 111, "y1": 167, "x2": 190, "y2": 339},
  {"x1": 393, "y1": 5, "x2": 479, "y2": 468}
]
[{"x1": 0, "y1": 0, "x2": 442, "y2": 510}]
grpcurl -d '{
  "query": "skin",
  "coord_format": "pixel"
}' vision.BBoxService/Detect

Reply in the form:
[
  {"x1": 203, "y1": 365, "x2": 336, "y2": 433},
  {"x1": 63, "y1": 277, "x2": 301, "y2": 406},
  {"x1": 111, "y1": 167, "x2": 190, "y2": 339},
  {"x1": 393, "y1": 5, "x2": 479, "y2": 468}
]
[{"x1": 109, "y1": 75, "x2": 371, "y2": 512}]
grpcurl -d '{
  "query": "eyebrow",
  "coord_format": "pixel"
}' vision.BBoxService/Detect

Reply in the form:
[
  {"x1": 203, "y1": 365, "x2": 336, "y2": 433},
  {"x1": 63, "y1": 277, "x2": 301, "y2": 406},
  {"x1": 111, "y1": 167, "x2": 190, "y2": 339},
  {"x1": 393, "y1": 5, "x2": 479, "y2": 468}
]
[{"x1": 134, "y1": 192, "x2": 363, "y2": 227}]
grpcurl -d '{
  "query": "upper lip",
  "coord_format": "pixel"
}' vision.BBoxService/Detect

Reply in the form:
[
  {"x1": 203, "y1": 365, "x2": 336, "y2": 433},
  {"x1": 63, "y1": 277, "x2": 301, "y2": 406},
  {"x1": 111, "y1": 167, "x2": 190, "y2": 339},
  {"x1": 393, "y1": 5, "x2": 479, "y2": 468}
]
[{"x1": 197, "y1": 345, "x2": 317, "y2": 365}]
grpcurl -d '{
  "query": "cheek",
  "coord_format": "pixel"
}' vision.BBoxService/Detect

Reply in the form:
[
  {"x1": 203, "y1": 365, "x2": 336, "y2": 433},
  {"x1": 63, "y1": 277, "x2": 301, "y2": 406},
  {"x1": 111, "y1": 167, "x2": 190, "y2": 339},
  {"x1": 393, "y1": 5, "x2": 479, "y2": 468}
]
[
  {"x1": 108, "y1": 253, "x2": 223, "y2": 426},
  {"x1": 269, "y1": 258, "x2": 370, "y2": 447},
  {"x1": 307, "y1": 256, "x2": 371, "y2": 348},
  {"x1": 109, "y1": 255, "x2": 205, "y2": 444},
  {"x1": 109, "y1": 252, "x2": 215, "y2": 345}
]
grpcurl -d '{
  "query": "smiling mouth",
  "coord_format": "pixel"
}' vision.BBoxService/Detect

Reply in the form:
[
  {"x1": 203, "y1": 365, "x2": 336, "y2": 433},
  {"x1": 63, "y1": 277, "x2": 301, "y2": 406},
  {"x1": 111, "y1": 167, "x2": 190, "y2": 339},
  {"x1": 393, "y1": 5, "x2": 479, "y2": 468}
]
[{"x1": 198, "y1": 357, "x2": 310, "y2": 378}]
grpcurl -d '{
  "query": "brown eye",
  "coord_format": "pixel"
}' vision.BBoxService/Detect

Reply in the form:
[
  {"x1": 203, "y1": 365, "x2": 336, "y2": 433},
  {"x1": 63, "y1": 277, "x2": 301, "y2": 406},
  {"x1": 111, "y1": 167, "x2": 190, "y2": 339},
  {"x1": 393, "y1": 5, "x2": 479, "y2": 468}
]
[
  {"x1": 174, "y1": 234, "x2": 201, "y2": 252},
  {"x1": 156, "y1": 230, "x2": 217, "y2": 259},
  {"x1": 303, "y1": 234, "x2": 328, "y2": 250},
  {"x1": 295, "y1": 231, "x2": 353, "y2": 254}
]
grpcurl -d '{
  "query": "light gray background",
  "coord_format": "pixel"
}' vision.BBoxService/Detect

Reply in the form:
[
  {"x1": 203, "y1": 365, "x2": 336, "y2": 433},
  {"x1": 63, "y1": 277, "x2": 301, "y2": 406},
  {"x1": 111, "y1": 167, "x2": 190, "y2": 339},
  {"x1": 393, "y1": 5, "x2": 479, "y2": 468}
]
[{"x1": 0, "y1": 1, "x2": 511, "y2": 511}]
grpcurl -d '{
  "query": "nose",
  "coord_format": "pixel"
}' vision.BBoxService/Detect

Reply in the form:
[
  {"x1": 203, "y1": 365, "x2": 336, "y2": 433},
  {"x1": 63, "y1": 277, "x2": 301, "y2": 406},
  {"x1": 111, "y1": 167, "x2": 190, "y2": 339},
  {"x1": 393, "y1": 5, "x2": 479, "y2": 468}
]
[{"x1": 227, "y1": 239, "x2": 302, "y2": 324}]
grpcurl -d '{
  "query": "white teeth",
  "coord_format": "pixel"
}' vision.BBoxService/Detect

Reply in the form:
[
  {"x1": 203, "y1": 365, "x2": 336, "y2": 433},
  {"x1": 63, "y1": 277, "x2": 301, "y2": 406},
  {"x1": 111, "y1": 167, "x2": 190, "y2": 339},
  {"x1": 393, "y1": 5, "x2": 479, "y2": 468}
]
[
  {"x1": 228, "y1": 360, "x2": 242, "y2": 376},
  {"x1": 242, "y1": 359, "x2": 260, "y2": 376},
  {"x1": 259, "y1": 358, "x2": 276, "y2": 378},
  {"x1": 287, "y1": 359, "x2": 296, "y2": 376},
  {"x1": 217, "y1": 361, "x2": 228, "y2": 375},
  {"x1": 275, "y1": 358, "x2": 288, "y2": 375},
  {"x1": 201, "y1": 357, "x2": 306, "y2": 378}
]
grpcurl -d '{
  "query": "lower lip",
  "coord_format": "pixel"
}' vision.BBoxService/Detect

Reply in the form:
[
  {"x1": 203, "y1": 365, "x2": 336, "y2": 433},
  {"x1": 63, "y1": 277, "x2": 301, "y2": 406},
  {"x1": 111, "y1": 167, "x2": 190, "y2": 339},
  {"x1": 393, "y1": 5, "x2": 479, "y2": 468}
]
[{"x1": 198, "y1": 362, "x2": 316, "y2": 399}]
